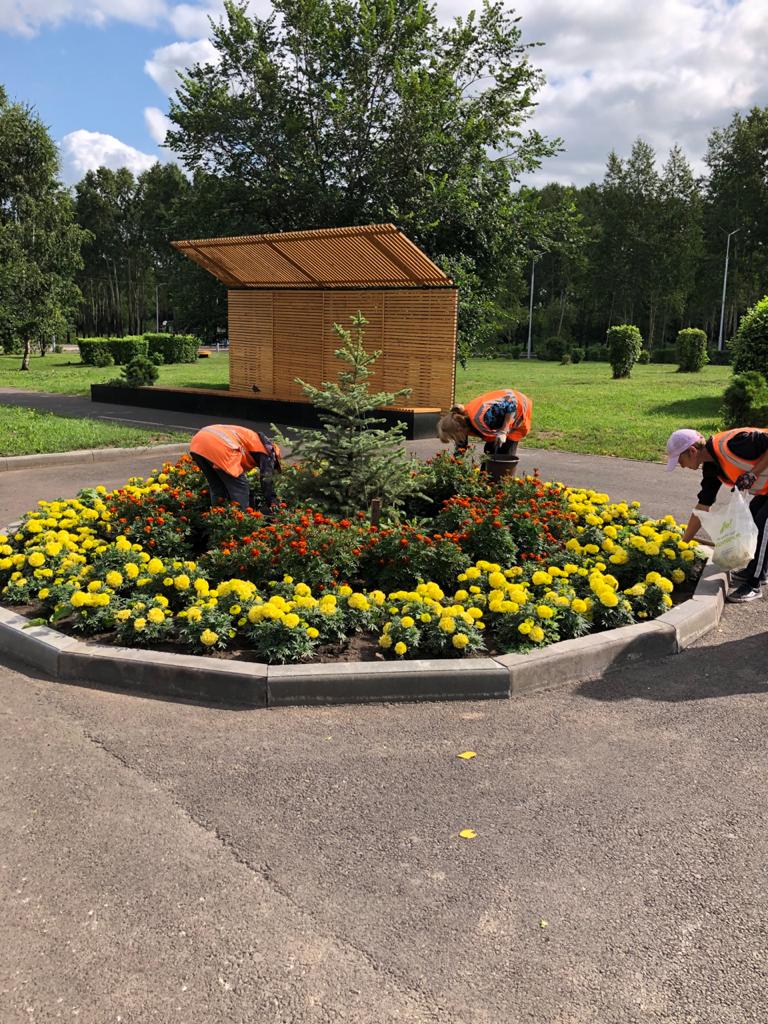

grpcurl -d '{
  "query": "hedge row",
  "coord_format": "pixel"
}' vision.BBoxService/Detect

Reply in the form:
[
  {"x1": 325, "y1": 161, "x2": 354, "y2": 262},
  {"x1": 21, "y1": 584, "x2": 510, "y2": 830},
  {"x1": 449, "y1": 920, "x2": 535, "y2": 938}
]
[{"x1": 78, "y1": 333, "x2": 201, "y2": 366}]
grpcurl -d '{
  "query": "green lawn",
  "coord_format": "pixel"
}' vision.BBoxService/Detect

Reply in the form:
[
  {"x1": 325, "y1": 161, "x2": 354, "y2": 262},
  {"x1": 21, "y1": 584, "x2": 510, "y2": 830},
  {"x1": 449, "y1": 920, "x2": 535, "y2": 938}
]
[
  {"x1": 456, "y1": 360, "x2": 730, "y2": 462},
  {"x1": 0, "y1": 352, "x2": 730, "y2": 462},
  {"x1": 0, "y1": 351, "x2": 231, "y2": 394},
  {"x1": 0, "y1": 406, "x2": 179, "y2": 457}
]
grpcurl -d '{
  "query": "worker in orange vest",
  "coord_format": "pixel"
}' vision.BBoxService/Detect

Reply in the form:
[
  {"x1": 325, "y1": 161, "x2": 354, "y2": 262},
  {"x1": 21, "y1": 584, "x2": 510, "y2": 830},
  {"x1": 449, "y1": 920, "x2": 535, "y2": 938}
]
[
  {"x1": 665, "y1": 426, "x2": 768, "y2": 602},
  {"x1": 189, "y1": 423, "x2": 282, "y2": 512},
  {"x1": 437, "y1": 388, "x2": 533, "y2": 458}
]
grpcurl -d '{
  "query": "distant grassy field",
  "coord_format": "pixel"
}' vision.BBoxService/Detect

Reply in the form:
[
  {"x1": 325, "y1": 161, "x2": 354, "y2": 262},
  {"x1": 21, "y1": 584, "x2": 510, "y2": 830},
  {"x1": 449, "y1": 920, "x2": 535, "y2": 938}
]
[
  {"x1": 0, "y1": 351, "x2": 231, "y2": 395},
  {"x1": 0, "y1": 352, "x2": 730, "y2": 462},
  {"x1": 455, "y1": 359, "x2": 730, "y2": 462},
  {"x1": 0, "y1": 405, "x2": 179, "y2": 457}
]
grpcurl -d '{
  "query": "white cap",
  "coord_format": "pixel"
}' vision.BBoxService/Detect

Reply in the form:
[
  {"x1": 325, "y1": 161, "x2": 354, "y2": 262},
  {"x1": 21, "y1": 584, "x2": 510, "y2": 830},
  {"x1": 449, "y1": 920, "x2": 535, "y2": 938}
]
[{"x1": 665, "y1": 428, "x2": 703, "y2": 471}]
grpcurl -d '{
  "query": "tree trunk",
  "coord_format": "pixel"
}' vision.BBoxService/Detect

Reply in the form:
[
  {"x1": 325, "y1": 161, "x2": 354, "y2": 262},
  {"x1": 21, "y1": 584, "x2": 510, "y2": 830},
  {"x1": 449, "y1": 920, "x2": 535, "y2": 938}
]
[
  {"x1": 557, "y1": 289, "x2": 567, "y2": 336},
  {"x1": 20, "y1": 337, "x2": 31, "y2": 371}
]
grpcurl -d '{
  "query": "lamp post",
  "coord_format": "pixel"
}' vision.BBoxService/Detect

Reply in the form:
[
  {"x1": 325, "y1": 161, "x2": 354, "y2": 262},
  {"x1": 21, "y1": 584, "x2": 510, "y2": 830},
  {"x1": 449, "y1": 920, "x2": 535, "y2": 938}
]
[
  {"x1": 526, "y1": 253, "x2": 547, "y2": 359},
  {"x1": 718, "y1": 228, "x2": 740, "y2": 352}
]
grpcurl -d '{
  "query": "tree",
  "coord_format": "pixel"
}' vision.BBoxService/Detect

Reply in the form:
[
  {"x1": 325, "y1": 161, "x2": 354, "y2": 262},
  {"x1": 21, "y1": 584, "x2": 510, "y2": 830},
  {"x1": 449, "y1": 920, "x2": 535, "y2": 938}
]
[
  {"x1": 272, "y1": 312, "x2": 420, "y2": 515},
  {"x1": 0, "y1": 87, "x2": 88, "y2": 365},
  {"x1": 166, "y1": 0, "x2": 558, "y2": 288}
]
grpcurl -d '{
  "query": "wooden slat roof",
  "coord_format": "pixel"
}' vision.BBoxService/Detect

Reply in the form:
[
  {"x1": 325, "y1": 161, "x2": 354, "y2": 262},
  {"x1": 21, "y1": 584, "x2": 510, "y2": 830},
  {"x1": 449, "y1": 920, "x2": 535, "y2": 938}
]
[{"x1": 171, "y1": 223, "x2": 453, "y2": 290}]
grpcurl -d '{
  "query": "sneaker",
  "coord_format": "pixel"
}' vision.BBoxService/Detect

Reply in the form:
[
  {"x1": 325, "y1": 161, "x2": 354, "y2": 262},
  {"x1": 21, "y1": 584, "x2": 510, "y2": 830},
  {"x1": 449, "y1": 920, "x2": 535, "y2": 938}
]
[{"x1": 726, "y1": 582, "x2": 764, "y2": 603}]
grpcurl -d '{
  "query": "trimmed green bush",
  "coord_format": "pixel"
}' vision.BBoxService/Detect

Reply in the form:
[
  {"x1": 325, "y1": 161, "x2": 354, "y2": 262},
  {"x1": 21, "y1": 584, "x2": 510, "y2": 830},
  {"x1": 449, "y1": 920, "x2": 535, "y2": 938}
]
[
  {"x1": 144, "y1": 332, "x2": 200, "y2": 364},
  {"x1": 119, "y1": 356, "x2": 159, "y2": 388},
  {"x1": 730, "y1": 295, "x2": 768, "y2": 375},
  {"x1": 78, "y1": 338, "x2": 109, "y2": 365},
  {"x1": 571, "y1": 347, "x2": 584, "y2": 364},
  {"x1": 676, "y1": 328, "x2": 708, "y2": 373},
  {"x1": 585, "y1": 344, "x2": 608, "y2": 361},
  {"x1": 91, "y1": 346, "x2": 115, "y2": 368},
  {"x1": 78, "y1": 336, "x2": 148, "y2": 365},
  {"x1": 638, "y1": 349, "x2": 651, "y2": 364},
  {"x1": 721, "y1": 371, "x2": 768, "y2": 428},
  {"x1": 607, "y1": 324, "x2": 643, "y2": 379}
]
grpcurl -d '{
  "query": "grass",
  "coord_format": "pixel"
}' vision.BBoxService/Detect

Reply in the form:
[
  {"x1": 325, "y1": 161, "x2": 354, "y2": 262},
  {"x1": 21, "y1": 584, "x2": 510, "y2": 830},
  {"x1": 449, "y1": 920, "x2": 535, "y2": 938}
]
[
  {"x1": 0, "y1": 352, "x2": 731, "y2": 462},
  {"x1": 0, "y1": 351, "x2": 231, "y2": 395},
  {"x1": 455, "y1": 359, "x2": 730, "y2": 462},
  {"x1": 0, "y1": 406, "x2": 179, "y2": 457}
]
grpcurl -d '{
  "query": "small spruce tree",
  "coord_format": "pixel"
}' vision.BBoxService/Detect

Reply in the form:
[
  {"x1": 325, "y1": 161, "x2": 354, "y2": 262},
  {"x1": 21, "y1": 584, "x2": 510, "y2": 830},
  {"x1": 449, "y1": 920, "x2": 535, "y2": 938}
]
[{"x1": 272, "y1": 312, "x2": 420, "y2": 516}]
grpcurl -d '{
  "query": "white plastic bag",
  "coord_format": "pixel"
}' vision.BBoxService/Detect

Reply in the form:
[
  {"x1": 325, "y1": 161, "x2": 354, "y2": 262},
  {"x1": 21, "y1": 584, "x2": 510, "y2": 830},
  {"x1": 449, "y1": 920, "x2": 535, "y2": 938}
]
[{"x1": 697, "y1": 488, "x2": 759, "y2": 571}]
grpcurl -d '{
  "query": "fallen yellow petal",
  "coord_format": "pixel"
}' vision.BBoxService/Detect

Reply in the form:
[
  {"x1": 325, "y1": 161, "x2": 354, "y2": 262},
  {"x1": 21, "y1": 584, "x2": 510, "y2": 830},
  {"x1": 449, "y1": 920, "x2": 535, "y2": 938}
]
[
  {"x1": 457, "y1": 751, "x2": 477, "y2": 760},
  {"x1": 539, "y1": 919, "x2": 549, "y2": 929},
  {"x1": 459, "y1": 829, "x2": 477, "y2": 839}
]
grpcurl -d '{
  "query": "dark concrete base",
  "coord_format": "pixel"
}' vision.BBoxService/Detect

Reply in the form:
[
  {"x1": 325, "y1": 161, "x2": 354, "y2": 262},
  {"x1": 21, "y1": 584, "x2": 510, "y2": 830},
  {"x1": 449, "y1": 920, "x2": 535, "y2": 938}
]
[{"x1": 90, "y1": 384, "x2": 440, "y2": 440}]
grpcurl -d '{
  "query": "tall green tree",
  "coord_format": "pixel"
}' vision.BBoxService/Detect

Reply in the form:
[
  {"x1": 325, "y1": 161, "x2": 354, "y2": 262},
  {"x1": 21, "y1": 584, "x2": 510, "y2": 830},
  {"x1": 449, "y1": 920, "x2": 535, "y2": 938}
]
[
  {"x1": 0, "y1": 86, "x2": 88, "y2": 365},
  {"x1": 166, "y1": 0, "x2": 558, "y2": 285}
]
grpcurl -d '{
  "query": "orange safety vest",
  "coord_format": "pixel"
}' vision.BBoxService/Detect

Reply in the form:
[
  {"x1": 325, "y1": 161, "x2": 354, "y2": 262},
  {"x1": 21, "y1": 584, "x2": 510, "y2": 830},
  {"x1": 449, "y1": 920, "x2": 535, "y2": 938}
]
[
  {"x1": 190, "y1": 424, "x2": 280, "y2": 477},
  {"x1": 463, "y1": 389, "x2": 533, "y2": 443},
  {"x1": 711, "y1": 428, "x2": 768, "y2": 495}
]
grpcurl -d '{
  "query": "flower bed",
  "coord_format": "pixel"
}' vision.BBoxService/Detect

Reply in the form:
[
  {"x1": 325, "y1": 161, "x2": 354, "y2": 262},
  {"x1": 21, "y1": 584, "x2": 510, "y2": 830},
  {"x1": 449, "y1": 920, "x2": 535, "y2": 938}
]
[{"x1": 0, "y1": 454, "x2": 704, "y2": 665}]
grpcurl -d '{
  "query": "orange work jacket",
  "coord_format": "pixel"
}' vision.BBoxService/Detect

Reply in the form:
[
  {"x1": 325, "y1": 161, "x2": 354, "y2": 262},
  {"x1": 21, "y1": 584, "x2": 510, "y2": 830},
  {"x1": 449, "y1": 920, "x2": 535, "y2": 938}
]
[
  {"x1": 463, "y1": 389, "x2": 533, "y2": 443},
  {"x1": 711, "y1": 428, "x2": 768, "y2": 495},
  {"x1": 190, "y1": 424, "x2": 279, "y2": 477}
]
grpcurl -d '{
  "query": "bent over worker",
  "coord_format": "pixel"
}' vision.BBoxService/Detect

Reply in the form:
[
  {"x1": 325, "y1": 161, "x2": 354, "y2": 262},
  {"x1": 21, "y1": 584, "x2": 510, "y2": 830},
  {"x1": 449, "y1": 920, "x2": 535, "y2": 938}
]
[
  {"x1": 189, "y1": 423, "x2": 281, "y2": 512},
  {"x1": 437, "y1": 388, "x2": 533, "y2": 457},
  {"x1": 665, "y1": 426, "x2": 768, "y2": 603}
]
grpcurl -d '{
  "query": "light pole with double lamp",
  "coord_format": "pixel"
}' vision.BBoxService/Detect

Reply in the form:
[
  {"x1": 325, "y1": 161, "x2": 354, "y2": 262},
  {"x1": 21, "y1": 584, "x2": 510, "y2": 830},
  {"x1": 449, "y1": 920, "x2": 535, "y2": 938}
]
[{"x1": 718, "y1": 228, "x2": 740, "y2": 352}]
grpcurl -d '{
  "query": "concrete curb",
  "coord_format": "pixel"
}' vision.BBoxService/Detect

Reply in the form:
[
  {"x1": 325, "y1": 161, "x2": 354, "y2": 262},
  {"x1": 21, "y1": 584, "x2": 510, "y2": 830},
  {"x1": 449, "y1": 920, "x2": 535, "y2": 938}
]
[
  {"x1": 0, "y1": 443, "x2": 189, "y2": 472},
  {"x1": 0, "y1": 561, "x2": 727, "y2": 708}
]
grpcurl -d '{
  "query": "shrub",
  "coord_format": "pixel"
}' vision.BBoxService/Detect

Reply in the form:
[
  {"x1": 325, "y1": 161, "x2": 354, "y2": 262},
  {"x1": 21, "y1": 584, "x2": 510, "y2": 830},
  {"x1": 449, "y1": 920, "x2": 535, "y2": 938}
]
[
  {"x1": 509, "y1": 345, "x2": 524, "y2": 359},
  {"x1": 638, "y1": 349, "x2": 651, "y2": 364},
  {"x1": 676, "y1": 328, "x2": 708, "y2": 373},
  {"x1": 144, "y1": 333, "x2": 200, "y2": 364},
  {"x1": 118, "y1": 355, "x2": 159, "y2": 388},
  {"x1": 91, "y1": 345, "x2": 115, "y2": 367},
  {"x1": 561, "y1": 353, "x2": 572, "y2": 365},
  {"x1": 708, "y1": 347, "x2": 731, "y2": 366},
  {"x1": 541, "y1": 336, "x2": 569, "y2": 361},
  {"x1": 108, "y1": 336, "x2": 148, "y2": 364},
  {"x1": 721, "y1": 371, "x2": 768, "y2": 428},
  {"x1": 730, "y1": 295, "x2": 768, "y2": 375},
  {"x1": 607, "y1": 324, "x2": 643, "y2": 379},
  {"x1": 78, "y1": 338, "x2": 109, "y2": 366},
  {"x1": 571, "y1": 347, "x2": 584, "y2": 364}
]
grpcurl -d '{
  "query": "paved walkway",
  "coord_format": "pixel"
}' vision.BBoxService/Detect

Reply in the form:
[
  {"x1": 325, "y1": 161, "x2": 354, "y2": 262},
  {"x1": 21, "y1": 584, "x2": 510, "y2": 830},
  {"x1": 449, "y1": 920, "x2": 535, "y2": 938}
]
[{"x1": 1, "y1": 392, "x2": 767, "y2": 1023}]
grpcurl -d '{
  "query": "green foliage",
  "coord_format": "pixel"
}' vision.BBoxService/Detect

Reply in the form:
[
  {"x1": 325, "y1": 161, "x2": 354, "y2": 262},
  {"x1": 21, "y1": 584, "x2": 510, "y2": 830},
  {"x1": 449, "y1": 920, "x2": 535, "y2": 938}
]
[
  {"x1": 676, "y1": 328, "x2": 708, "y2": 372},
  {"x1": 78, "y1": 336, "x2": 148, "y2": 365},
  {"x1": 637, "y1": 349, "x2": 651, "y2": 364},
  {"x1": 585, "y1": 344, "x2": 609, "y2": 361},
  {"x1": 144, "y1": 332, "x2": 200, "y2": 364},
  {"x1": 272, "y1": 312, "x2": 421, "y2": 515},
  {"x1": 721, "y1": 371, "x2": 768, "y2": 428},
  {"x1": 651, "y1": 346, "x2": 677, "y2": 363},
  {"x1": 435, "y1": 253, "x2": 504, "y2": 365},
  {"x1": 539, "y1": 336, "x2": 569, "y2": 361},
  {"x1": 118, "y1": 356, "x2": 159, "y2": 388},
  {"x1": 90, "y1": 345, "x2": 115, "y2": 368},
  {"x1": 0, "y1": 89, "x2": 88, "y2": 366},
  {"x1": 570, "y1": 347, "x2": 584, "y2": 364},
  {"x1": 730, "y1": 295, "x2": 768, "y2": 375},
  {"x1": 607, "y1": 324, "x2": 643, "y2": 379}
]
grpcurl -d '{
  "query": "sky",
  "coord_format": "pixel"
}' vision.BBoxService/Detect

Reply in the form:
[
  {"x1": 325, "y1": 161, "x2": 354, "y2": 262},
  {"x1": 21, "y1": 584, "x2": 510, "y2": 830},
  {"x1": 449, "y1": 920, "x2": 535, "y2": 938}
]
[{"x1": 1, "y1": 0, "x2": 766, "y2": 190}]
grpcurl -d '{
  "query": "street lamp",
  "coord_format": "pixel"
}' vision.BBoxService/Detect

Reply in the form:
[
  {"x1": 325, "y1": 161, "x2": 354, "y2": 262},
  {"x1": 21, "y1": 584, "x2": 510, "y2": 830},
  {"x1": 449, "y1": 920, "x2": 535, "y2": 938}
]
[
  {"x1": 526, "y1": 253, "x2": 547, "y2": 359},
  {"x1": 718, "y1": 228, "x2": 740, "y2": 352}
]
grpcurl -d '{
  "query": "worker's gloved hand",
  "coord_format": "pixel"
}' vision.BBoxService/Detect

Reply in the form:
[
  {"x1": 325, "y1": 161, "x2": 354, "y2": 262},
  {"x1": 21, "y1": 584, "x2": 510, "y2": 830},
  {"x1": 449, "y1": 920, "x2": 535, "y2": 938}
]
[
  {"x1": 495, "y1": 431, "x2": 507, "y2": 448},
  {"x1": 735, "y1": 471, "x2": 756, "y2": 491}
]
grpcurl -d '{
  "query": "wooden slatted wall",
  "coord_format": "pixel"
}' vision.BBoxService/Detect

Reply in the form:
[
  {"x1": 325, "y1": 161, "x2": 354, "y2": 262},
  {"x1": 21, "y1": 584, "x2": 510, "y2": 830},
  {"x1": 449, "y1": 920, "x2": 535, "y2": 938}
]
[{"x1": 228, "y1": 288, "x2": 456, "y2": 409}]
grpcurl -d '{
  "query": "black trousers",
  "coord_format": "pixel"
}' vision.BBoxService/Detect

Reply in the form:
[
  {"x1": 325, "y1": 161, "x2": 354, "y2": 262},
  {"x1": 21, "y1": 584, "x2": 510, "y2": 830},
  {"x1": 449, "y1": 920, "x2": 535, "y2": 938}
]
[
  {"x1": 191, "y1": 452, "x2": 276, "y2": 512},
  {"x1": 744, "y1": 492, "x2": 768, "y2": 583}
]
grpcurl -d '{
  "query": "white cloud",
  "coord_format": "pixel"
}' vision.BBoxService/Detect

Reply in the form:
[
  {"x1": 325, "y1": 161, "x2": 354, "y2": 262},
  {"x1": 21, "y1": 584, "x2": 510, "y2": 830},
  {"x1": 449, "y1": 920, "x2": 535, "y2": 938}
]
[
  {"x1": 144, "y1": 106, "x2": 173, "y2": 145},
  {"x1": 59, "y1": 129, "x2": 158, "y2": 184},
  {"x1": 144, "y1": 38, "x2": 219, "y2": 95},
  {"x1": 509, "y1": 0, "x2": 768, "y2": 185},
  {"x1": 0, "y1": 0, "x2": 168, "y2": 36}
]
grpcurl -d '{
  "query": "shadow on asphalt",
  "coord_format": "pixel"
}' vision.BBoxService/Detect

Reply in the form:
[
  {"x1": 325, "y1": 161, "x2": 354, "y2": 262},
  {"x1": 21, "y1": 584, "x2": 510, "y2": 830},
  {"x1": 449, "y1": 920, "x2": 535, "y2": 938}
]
[{"x1": 578, "y1": 633, "x2": 768, "y2": 702}]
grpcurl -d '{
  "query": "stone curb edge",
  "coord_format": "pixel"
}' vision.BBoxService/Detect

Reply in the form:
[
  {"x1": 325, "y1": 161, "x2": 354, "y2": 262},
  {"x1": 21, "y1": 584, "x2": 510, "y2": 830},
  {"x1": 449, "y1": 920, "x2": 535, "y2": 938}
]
[
  {"x1": 0, "y1": 443, "x2": 190, "y2": 473},
  {"x1": 0, "y1": 561, "x2": 726, "y2": 708}
]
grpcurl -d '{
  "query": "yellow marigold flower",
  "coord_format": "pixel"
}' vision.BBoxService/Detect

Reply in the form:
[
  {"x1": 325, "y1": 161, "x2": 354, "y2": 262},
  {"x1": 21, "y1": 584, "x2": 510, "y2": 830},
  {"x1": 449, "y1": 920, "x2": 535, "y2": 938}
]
[
  {"x1": 294, "y1": 582, "x2": 311, "y2": 597},
  {"x1": 187, "y1": 607, "x2": 202, "y2": 623},
  {"x1": 28, "y1": 551, "x2": 45, "y2": 567},
  {"x1": 518, "y1": 620, "x2": 533, "y2": 635},
  {"x1": 452, "y1": 633, "x2": 469, "y2": 649},
  {"x1": 37, "y1": 588, "x2": 50, "y2": 600},
  {"x1": 70, "y1": 591, "x2": 87, "y2": 608},
  {"x1": 163, "y1": 576, "x2": 174, "y2": 587},
  {"x1": 662, "y1": 594, "x2": 673, "y2": 607},
  {"x1": 174, "y1": 574, "x2": 190, "y2": 590},
  {"x1": 134, "y1": 618, "x2": 147, "y2": 631},
  {"x1": 394, "y1": 641, "x2": 407, "y2": 656},
  {"x1": 536, "y1": 604, "x2": 554, "y2": 619},
  {"x1": 105, "y1": 571, "x2": 123, "y2": 588},
  {"x1": 599, "y1": 590, "x2": 619, "y2": 607},
  {"x1": 147, "y1": 558, "x2": 164, "y2": 574},
  {"x1": 147, "y1": 607, "x2": 165, "y2": 624},
  {"x1": 86, "y1": 580, "x2": 102, "y2": 592},
  {"x1": 124, "y1": 562, "x2": 139, "y2": 579},
  {"x1": 283, "y1": 613, "x2": 300, "y2": 628},
  {"x1": 531, "y1": 570, "x2": 552, "y2": 586},
  {"x1": 282, "y1": 575, "x2": 294, "y2": 584},
  {"x1": 672, "y1": 568, "x2": 685, "y2": 583},
  {"x1": 438, "y1": 616, "x2": 456, "y2": 634},
  {"x1": 571, "y1": 598, "x2": 588, "y2": 614},
  {"x1": 487, "y1": 571, "x2": 506, "y2": 589},
  {"x1": 400, "y1": 615, "x2": 415, "y2": 628},
  {"x1": 378, "y1": 633, "x2": 393, "y2": 648},
  {"x1": 115, "y1": 609, "x2": 131, "y2": 622},
  {"x1": 420, "y1": 613, "x2": 432, "y2": 623},
  {"x1": 465, "y1": 567, "x2": 481, "y2": 580},
  {"x1": 530, "y1": 625, "x2": 545, "y2": 642},
  {"x1": 229, "y1": 604, "x2": 241, "y2": 615},
  {"x1": 200, "y1": 629, "x2": 219, "y2": 646},
  {"x1": 306, "y1": 626, "x2": 319, "y2": 639}
]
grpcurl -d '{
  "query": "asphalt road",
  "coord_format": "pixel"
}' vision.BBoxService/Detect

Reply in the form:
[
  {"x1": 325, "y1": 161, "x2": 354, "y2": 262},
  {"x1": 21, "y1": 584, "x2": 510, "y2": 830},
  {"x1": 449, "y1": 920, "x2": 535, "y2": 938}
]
[{"x1": 2, "y1": 410, "x2": 768, "y2": 1023}]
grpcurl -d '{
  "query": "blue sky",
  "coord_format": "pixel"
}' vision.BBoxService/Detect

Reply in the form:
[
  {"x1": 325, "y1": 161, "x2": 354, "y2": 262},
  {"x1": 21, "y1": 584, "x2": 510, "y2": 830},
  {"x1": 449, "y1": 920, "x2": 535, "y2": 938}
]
[{"x1": 1, "y1": 0, "x2": 766, "y2": 188}]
